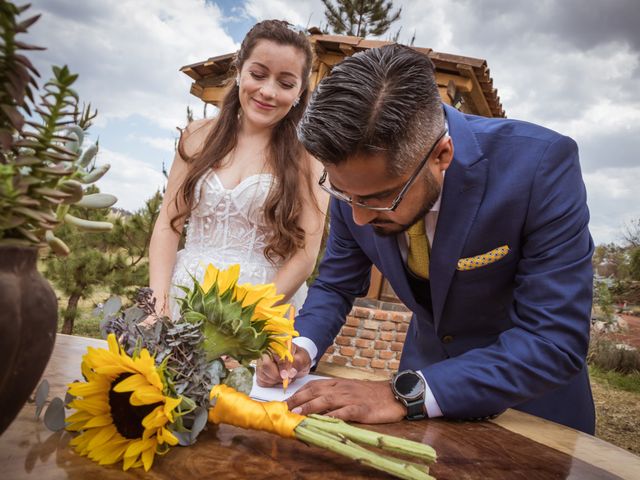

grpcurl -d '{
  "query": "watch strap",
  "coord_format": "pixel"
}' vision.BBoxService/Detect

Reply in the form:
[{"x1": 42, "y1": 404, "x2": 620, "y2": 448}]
[{"x1": 405, "y1": 397, "x2": 427, "y2": 420}]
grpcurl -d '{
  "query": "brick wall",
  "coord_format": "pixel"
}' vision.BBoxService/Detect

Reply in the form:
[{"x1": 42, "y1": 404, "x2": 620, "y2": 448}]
[{"x1": 319, "y1": 304, "x2": 412, "y2": 378}]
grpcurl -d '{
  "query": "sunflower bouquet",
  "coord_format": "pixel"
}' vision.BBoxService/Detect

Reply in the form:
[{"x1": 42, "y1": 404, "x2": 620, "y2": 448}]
[{"x1": 38, "y1": 264, "x2": 437, "y2": 479}]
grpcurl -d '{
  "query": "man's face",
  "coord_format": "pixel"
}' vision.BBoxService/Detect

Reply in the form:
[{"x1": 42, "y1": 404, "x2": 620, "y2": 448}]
[{"x1": 324, "y1": 138, "x2": 453, "y2": 236}]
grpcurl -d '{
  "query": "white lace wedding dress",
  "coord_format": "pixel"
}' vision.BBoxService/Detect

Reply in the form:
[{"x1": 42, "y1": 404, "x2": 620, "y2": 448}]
[{"x1": 169, "y1": 171, "x2": 307, "y2": 319}]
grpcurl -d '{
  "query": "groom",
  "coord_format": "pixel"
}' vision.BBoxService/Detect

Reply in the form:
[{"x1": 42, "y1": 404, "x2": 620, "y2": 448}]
[{"x1": 258, "y1": 44, "x2": 595, "y2": 433}]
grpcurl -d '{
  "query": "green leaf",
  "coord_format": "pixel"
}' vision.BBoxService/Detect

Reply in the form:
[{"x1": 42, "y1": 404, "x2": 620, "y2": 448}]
[
  {"x1": 43, "y1": 397, "x2": 66, "y2": 431},
  {"x1": 63, "y1": 214, "x2": 113, "y2": 232},
  {"x1": 124, "y1": 305, "x2": 145, "y2": 324},
  {"x1": 206, "y1": 359, "x2": 227, "y2": 385},
  {"x1": 1, "y1": 104, "x2": 25, "y2": 130},
  {"x1": 33, "y1": 165, "x2": 75, "y2": 176},
  {"x1": 102, "y1": 296, "x2": 122, "y2": 317},
  {"x1": 74, "y1": 193, "x2": 117, "y2": 209},
  {"x1": 189, "y1": 406, "x2": 208, "y2": 441},
  {"x1": 15, "y1": 14, "x2": 42, "y2": 34},
  {"x1": 13, "y1": 155, "x2": 41, "y2": 166},
  {"x1": 223, "y1": 366, "x2": 253, "y2": 395},
  {"x1": 45, "y1": 231, "x2": 70, "y2": 256},
  {"x1": 79, "y1": 143, "x2": 98, "y2": 167},
  {"x1": 172, "y1": 430, "x2": 193, "y2": 446},
  {"x1": 34, "y1": 379, "x2": 49, "y2": 419},
  {"x1": 79, "y1": 163, "x2": 110, "y2": 184}
]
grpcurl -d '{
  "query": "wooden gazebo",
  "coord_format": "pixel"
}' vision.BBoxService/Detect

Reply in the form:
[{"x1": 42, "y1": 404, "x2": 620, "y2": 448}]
[{"x1": 180, "y1": 32, "x2": 505, "y2": 303}]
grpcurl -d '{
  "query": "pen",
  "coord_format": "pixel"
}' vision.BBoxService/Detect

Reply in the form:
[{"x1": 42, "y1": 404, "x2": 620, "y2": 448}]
[{"x1": 283, "y1": 306, "x2": 294, "y2": 394}]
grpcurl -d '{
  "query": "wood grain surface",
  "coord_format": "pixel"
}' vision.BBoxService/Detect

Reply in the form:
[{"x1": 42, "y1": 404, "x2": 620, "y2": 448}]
[{"x1": 0, "y1": 334, "x2": 638, "y2": 479}]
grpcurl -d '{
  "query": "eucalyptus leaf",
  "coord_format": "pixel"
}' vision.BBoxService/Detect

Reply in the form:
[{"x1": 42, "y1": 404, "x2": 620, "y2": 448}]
[
  {"x1": 153, "y1": 320, "x2": 163, "y2": 338},
  {"x1": 34, "y1": 379, "x2": 49, "y2": 419},
  {"x1": 190, "y1": 407, "x2": 208, "y2": 442},
  {"x1": 43, "y1": 397, "x2": 66, "y2": 431},
  {"x1": 179, "y1": 395, "x2": 197, "y2": 413},
  {"x1": 99, "y1": 316, "x2": 112, "y2": 337},
  {"x1": 172, "y1": 430, "x2": 193, "y2": 446},
  {"x1": 223, "y1": 366, "x2": 253, "y2": 395},
  {"x1": 102, "y1": 296, "x2": 122, "y2": 317},
  {"x1": 206, "y1": 359, "x2": 227, "y2": 385},
  {"x1": 124, "y1": 306, "x2": 145, "y2": 324}
]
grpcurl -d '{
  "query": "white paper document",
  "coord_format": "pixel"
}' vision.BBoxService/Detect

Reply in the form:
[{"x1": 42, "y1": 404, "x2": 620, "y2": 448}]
[{"x1": 250, "y1": 374, "x2": 328, "y2": 402}]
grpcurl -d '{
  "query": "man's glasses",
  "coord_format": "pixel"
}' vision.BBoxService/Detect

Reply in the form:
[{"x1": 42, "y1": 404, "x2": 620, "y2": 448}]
[{"x1": 318, "y1": 129, "x2": 448, "y2": 212}]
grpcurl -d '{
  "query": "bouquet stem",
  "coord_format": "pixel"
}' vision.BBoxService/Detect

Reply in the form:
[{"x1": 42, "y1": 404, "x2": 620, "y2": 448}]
[
  {"x1": 296, "y1": 415, "x2": 436, "y2": 480},
  {"x1": 209, "y1": 385, "x2": 437, "y2": 480},
  {"x1": 303, "y1": 414, "x2": 436, "y2": 461}
]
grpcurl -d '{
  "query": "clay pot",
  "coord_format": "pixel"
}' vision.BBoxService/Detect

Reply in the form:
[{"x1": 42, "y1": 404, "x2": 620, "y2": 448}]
[{"x1": 0, "y1": 246, "x2": 58, "y2": 434}]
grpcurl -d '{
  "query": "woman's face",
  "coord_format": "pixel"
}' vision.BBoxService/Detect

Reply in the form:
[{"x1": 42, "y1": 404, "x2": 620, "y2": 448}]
[{"x1": 238, "y1": 39, "x2": 306, "y2": 130}]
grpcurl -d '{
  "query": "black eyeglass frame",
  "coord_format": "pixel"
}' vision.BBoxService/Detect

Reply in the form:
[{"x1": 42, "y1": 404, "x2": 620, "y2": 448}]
[{"x1": 318, "y1": 128, "x2": 448, "y2": 212}]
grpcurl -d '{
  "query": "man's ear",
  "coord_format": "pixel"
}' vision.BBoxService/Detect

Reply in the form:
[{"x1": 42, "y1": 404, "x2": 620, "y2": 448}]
[{"x1": 434, "y1": 136, "x2": 454, "y2": 172}]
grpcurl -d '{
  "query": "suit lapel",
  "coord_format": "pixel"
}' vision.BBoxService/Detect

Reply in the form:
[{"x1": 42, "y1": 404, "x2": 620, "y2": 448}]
[{"x1": 430, "y1": 105, "x2": 488, "y2": 327}]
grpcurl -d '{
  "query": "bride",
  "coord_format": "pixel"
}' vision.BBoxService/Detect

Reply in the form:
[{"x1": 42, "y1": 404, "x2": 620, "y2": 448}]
[{"x1": 148, "y1": 20, "x2": 327, "y2": 319}]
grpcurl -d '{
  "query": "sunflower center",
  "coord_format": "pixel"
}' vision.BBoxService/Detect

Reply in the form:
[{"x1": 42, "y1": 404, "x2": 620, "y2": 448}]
[{"x1": 109, "y1": 373, "x2": 162, "y2": 439}]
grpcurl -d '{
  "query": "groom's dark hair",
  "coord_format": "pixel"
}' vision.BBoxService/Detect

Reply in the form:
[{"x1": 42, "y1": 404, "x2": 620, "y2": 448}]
[{"x1": 298, "y1": 44, "x2": 444, "y2": 175}]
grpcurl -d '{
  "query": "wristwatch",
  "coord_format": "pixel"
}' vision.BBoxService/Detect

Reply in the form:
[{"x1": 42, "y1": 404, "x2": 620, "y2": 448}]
[{"x1": 391, "y1": 370, "x2": 427, "y2": 420}]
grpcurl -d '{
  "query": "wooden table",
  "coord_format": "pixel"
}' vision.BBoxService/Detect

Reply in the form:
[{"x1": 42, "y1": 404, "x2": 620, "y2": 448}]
[{"x1": 1, "y1": 334, "x2": 638, "y2": 479}]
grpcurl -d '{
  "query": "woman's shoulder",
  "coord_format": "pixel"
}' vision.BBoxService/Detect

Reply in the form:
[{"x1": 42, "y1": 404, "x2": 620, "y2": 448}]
[{"x1": 180, "y1": 118, "x2": 217, "y2": 159}]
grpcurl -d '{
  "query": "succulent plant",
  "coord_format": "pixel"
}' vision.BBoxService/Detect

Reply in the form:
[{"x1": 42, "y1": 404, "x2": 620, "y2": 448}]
[{"x1": 0, "y1": 1, "x2": 117, "y2": 255}]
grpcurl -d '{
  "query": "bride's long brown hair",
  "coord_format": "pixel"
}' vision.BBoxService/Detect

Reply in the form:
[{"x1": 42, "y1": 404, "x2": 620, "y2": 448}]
[{"x1": 171, "y1": 20, "x2": 315, "y2": 263}]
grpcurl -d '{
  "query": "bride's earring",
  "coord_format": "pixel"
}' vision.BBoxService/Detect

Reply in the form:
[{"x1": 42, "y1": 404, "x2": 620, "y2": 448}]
[
  {"x1": 292, "y1": 97, "x2": 300, "y2": 107},
  {"x1": 235, "y1": 75, "x2": 240, "y2": 87}
]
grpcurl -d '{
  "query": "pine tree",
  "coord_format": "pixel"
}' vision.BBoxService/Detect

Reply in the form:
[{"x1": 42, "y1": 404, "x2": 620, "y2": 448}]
[
  {"x1": 44, "y1": 190, "x2": 164, "y2": 333},
  {"x1": 106, "y1": 190, "x2": 163, "y2": 295},
  {"x1": 321, "y1": 0, "x2": 401, "y2": 38},
  {"x1": 44, "y1": 186, "x2": 116, "y2": 334}
]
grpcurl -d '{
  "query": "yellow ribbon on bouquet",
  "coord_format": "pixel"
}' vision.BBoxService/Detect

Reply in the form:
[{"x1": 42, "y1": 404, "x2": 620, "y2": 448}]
[{"x1": 208, "y1": 384, "x2": 305, "y2": 439}]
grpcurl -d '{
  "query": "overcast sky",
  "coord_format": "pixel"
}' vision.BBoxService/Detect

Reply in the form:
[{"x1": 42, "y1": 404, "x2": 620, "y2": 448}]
[{"x1": 27, "y1": 0, "x2": 640, "y2": 245}]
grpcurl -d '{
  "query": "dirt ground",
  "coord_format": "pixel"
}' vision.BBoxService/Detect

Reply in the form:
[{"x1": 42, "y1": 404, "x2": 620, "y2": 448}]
[
  {"x1": 592, "y1": 313, "x2": 640, "y2": 455},
  {"x1": 592, "y1": 376, "x2": 640, "y2": 455}
]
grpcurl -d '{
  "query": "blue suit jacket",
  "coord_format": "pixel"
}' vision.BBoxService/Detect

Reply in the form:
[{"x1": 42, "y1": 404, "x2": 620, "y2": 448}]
[{"x1": 296, "y1": 104, "x2": 595, "y2": 433}]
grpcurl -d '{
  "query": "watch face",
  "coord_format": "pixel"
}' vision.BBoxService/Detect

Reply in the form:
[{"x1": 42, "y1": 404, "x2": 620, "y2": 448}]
[{"x1": 395, "y1": 371, "x2": 425, "y2": 400}]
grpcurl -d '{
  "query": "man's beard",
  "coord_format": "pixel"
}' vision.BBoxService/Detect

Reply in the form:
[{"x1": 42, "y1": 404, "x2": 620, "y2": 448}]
[{"x1": 371, "y1": 170, "x2": 441, "y2": 237}]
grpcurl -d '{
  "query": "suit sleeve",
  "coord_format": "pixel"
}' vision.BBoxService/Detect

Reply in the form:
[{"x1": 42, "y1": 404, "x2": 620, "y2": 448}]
[
  {"x1": 422, "y1": 135, "x2": 594, "y2": 418},
  {"x1": 294, "y1": 199, "x2": 373, "y2": 357}
]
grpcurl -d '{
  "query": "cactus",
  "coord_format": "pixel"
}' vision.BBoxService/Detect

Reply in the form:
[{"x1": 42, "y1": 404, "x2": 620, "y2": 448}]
[{"x1": 0, "y1": 2, "x2": 117, "y2": 255}]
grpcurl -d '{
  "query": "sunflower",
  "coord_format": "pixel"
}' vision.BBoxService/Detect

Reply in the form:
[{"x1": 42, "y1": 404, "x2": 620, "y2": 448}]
[
  {"x1": 178, "y1": 263, "x2": 298, "y2": 364},
  {"x1": 234, "y1": 280, "x2": 297, "y2": 361},
  {"x1": 66, "y1": 334, "x2": 182, "y2": 471}
]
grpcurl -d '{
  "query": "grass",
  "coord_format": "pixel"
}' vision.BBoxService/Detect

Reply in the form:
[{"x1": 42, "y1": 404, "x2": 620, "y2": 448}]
[
  {"x1": 590, "y1": 370, "x2": 640, "y2": 455},
  {"x1": 57, "y1": 310, "x2": 101, "y2": 338},
  {"x1": 589, "y1": 365, "x2": 640, "y2": 394},
  {"x1": 53, "y1": 287, "x2": 111, "y2": 339}
]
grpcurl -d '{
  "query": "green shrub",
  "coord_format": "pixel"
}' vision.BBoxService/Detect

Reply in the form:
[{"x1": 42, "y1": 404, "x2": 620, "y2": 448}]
[
  {"x1": 589, "y1": 366, "x2": 640, "y2": 394},
  {"x1": 588, "y1": 331, "x2": 640, "y2": 375}
]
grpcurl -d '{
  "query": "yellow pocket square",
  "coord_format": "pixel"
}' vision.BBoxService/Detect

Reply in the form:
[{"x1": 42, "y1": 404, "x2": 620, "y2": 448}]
[{"x1": 457, "y1": 245, "x2": 510, "y2": 271}]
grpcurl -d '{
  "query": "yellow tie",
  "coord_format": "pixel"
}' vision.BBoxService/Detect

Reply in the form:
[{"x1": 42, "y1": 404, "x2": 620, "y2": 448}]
[{"x1": 407, "y1": 218, "x2": 430, "y2": 280}]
